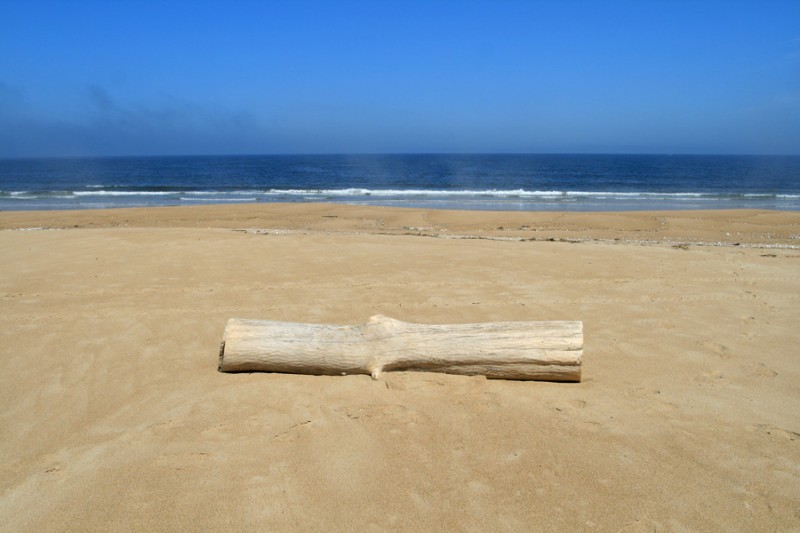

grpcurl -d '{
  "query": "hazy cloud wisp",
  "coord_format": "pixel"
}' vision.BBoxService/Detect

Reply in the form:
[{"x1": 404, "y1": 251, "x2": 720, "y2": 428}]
[{"x1": 0, "y1": 83, "x2": 268, "y2": 157}]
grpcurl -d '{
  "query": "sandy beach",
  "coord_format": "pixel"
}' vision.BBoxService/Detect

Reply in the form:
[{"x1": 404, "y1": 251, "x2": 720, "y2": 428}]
[{"x1": 1, "y1": 204, "x2": 799, "y2": 531}]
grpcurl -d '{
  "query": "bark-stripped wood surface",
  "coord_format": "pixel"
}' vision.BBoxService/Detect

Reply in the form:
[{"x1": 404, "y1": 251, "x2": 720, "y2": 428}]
[{"x1": 218, "y1": 315, "x2": 582, "y2": 382}]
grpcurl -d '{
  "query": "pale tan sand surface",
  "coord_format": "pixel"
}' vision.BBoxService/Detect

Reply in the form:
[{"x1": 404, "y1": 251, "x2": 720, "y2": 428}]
[{"x1": 1, "y1": 204, "x2": 799, "y2": 531}]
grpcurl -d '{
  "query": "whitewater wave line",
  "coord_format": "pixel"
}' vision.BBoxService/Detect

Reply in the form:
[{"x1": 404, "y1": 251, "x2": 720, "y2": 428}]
[{"x1": 3, "y1": 188, "x2": 800, "y2": 199}]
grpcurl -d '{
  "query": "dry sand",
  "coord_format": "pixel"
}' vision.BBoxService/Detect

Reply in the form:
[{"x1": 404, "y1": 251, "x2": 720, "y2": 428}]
[{"x1": 1, "y1": 204, "x2": 799, "y2": 531}]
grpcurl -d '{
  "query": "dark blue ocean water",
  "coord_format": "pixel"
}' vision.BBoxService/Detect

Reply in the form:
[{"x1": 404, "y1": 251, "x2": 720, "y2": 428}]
[{"x1": 1, "y1": 154, "x2": 799, "y2": 211}]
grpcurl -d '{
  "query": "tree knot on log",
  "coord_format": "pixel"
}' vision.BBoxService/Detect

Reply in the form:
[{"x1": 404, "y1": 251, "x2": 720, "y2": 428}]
[{"x1": 361, "y1": 314, "x2": 401, "y2": 340}]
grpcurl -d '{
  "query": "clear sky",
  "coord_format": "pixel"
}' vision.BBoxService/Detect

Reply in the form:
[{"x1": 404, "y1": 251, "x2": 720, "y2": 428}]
[{"x1": 1, "y1": 0, "x2": 798, "y2": 157}]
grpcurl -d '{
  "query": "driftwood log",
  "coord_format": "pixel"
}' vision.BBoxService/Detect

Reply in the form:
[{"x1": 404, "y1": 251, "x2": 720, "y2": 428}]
[{"x1": 218, "y1": 315, "x2": 582, "y2": 382}]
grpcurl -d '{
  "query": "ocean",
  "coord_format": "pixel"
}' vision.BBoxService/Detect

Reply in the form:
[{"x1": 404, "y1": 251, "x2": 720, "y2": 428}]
[{"x1": 1, "y1": 154, "x2": 799, "y2": 212}]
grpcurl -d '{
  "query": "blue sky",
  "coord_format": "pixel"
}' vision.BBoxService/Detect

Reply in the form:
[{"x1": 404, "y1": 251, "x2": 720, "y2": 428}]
[{"x1": 1, "y1": 0, "x2": 798, "y2": 156}]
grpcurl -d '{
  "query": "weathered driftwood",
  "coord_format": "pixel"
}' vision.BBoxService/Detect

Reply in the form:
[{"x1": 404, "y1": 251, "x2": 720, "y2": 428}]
[{"x1": 218, "y1": 315, "x2": 582, "y2": 382}]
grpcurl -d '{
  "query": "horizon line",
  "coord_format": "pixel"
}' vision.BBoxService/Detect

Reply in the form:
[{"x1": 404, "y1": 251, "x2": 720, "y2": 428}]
[{"x1": 3, "y1": 151, "x2": 800, "y2": 161}]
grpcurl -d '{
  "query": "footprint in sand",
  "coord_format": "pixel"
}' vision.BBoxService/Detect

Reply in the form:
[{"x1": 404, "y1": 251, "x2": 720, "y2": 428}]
[
  {"x1": 549, "y1": 398, "x2": 587, "y2": 412},
  {"x1": 695, "y1": 369, "x2": 725, "y2": 383},
  {"x1": 699, "y1": 340, "x2": 731, "y2": 359},
  {"x1": 742, "y1": 362, "x2": 778, "y2": 378}
]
